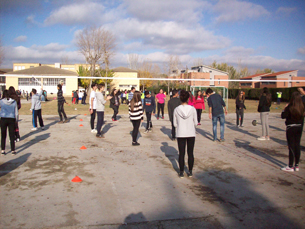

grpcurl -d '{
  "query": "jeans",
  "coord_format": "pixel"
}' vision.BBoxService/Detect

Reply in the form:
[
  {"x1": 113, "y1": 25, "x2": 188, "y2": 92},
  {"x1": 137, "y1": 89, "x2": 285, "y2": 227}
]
[
  {"x1": 58, "y1": 101, "x2": 67, "y2": 121},
  {"x1": 33, "y1": 109, "x2": 44, "y2": 128},
  {"x1": 236, "y1": 109, "x2": 244, "y2": 126},
  {"x1": 1, "y1": 118, "x2": 15, "y2": 151},
  {"x1": 260, "y1": 112, "x2": 269, "y2": 136},
  {"x1": 131, "y1": 119, "x2": 141, "y2": 142},
  {"x1": 196, "y1": 109, "x2": 202, "y2": 123},
  {"x1": 112, "y1": 106, "x2": 118, "y2": 120},
  {"x1": 90, "y1": 109, "x2": 96, "y2": 130},
  {"x1": 157, "y1": 103, "x2": 164, "y2": 117},
  {"x1": 212, "y1": 113, "x2": 225, "y2": 141},
  {"x1": 177, "y1": 137, "x2": 195, "y2": 172},
  {"x1": 146, "y1": 112, "x2": 153, "y2": 130},
  {"x1": 287, "y1": 125, "x2": 302, "y2": 167},
  {"x1": 96, "y1": 111, "x2": 104, "y2": 135}
]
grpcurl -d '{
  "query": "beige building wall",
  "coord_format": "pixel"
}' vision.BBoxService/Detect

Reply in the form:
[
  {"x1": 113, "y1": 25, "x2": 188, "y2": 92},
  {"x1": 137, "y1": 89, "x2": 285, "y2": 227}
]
[
  {"x1": 66, "y1": 77, "x2": 78, "y2": 96},
  {"x1": 13, "y1": 63, "x2": 40, "y2": 71},
  {"x1": 112, "y1": 72, "x2": 139, "y2": 90},
  {"x1": 5, "y1": 76, "x2": 18, "y2": 89}
]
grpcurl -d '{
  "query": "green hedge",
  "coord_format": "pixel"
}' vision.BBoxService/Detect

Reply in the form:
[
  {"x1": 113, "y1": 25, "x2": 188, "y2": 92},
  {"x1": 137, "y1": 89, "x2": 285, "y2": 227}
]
[{"x1": 229, "y1": 88, "x2": 299, "y2": 101}]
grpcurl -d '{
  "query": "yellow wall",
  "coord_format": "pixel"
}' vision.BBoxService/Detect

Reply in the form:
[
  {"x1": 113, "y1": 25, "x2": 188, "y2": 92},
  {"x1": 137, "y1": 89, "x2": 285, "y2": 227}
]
[
  {"x1": 66, "y1": 77, "x2": 78, "y2": 95},
  {"x1": 112, "y1": 72, "x2": 139, "y2": 90},
  {"x1": 13, "y1": 63, "x2": 40, "y2": 71},
  {"x1": 5, "y1": 76, "x2": 18, "y2": 89}
]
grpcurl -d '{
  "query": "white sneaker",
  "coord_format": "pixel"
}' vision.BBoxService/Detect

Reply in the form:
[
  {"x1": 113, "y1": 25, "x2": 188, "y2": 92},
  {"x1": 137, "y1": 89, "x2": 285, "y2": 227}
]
[
  {"x1": 281, "y1": 166, "x2": 294, "y2": 172},
  {"x1": 295, "y1": 166, "x2": 299, "y2": 172},
  {"x1": 91, "y1": 129, "x2": 97, "y2": 133},
  {"x1": 31, "y1": 127, "x2": 37, "y2": 131},
  {"x1": 257, "y1": 136, "x2": 266, "y2": 140},
  {"x1": 41, "y1": 127, "x2": 45, "y2": 130},
  {"x1": 144, "y1": 130, "x2": 149, "y2": 134},
  {"x1": 266, "y1": 136, "x2": 270, "y2": 140}
]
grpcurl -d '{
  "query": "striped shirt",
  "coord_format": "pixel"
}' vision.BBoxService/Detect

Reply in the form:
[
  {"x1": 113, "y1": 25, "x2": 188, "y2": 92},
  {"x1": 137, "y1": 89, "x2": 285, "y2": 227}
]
[{"x1": 129, "y1": 101, "x2": 143, "y2": 120}]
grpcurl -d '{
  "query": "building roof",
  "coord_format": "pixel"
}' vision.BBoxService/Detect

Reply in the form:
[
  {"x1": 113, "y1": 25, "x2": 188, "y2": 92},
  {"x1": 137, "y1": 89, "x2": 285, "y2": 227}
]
[
  {"x1": 261, "y1": 70, "x2": 297, "y2": 78},
  {"x1": 5, "y1": 66, "x2": 78, "y2": 76},
  {"x1": 191, "y1": 65, "x2": 228, "y2": 75},
  {"x1": 240, "y1": 73, "x2": 270, "y2": 80},
  {"x1": 0, "y1": 69, "x2": 13, "y2": 74},
  {"x1": 112, "y1": 67, "x2": 138, "y2": 73}
]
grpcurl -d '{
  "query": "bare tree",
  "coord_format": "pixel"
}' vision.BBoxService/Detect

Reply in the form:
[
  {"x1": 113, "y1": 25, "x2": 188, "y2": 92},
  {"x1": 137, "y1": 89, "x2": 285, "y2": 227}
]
[
  {"x1": 165, "y1": 55, "x2": 182, "y2": 93},
  {"x1": 0, "y1": 38, "x2": 4, "y2": 67},
  {"x1": 60, "y1": 55, "x2": 70, "y2": 65},
  {"x1": 193, "y1": 57, "x2": 204, "y2": 67},
  {"x1": 127, "y1": 53, "x2": 140, "y2": 70}
]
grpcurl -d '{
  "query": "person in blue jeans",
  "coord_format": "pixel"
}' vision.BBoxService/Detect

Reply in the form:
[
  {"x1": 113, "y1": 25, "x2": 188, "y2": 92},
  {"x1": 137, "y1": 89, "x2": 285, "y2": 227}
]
[{"x1": 206, "y1": 88, "x2": 228, "y2": 142}]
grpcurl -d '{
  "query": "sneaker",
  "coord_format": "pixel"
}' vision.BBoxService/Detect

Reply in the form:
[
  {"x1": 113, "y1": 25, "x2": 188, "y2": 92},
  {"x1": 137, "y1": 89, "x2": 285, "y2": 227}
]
[
  {"x1": 31, "y1": 127, "x2": 37, "y2": 131},
  {"x1": 257, "y1": 136, "x2": 266, "y2": 140},
  {"x1": 266, "y1": 136, "x2": 270, "y2": 140},
  {"x1": 63, "y1": 119, "x2": 69, "y2": 123},
  {"x1": 162, "y1": 116, "x2": 164, "y2": 119},
  {"x1": 220, "y1": 139, "x2": 225, "y2": 142},
  {"x1": 281, "y1": 166, "x2": 294, "y2": 172},
  {"x1": 179, "y1": 171, "x2": 184, "y2": 178},
  {"x1": 58, "y1": 121, "x2": 64, "y2": 124},
  {"x1": 96, "y1": 134, "x2": 105, "y2": 138},
  {"x1": 295, "y1": 166, "x2": 299, "y2": 172},
  {"x1": 198, "y1": 123, "x2": 201, "y2": 126},
  {"x1": 148, "y1": 129, "x2": 153, "y2": 132},
  {"x1": 91, "y1": 129, "x2": 97, "y2": 133},
  {"x1": 171, "y1": 137, "x2": 176, "y2": 141},
  {"x1": 41, "y1": 127, "x2": 45, "y2": 130},
  {"x1": 240, "y1": 125, "x2": 244, "y2": 127},
  {"x1": 132, "y1": 142, "x2": 140, "y2": 146},
  {"x1": 12, "y1": 151, "x2": 16, "y2": 155},
  {"x1": 157, "y1": 117, "x2": 159, "y2": 120},
  {"x1": 188, "y1": 171, "x2": 193, "y2": 177},
  {"x1": 144, "y1": 130, "x2": 149, "y2": 134},
  {"x1": 1, "y1": 151, "x2": 6, "y2": 156}
]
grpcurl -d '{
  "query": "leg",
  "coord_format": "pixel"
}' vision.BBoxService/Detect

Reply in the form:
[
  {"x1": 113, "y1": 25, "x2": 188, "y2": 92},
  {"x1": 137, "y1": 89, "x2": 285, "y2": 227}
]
[
  {"x1": 90, "y1": 110, "x2": 95, "y2": 130},
  {"x1": 212, "y1": 116, "x2": 218, "y2": 141},
  {"x1": 287, "y1": 127, "x2": 295, "y2": 167},
  {"x1": 61, "y1": 102, "x2": 67, "y2": 120},
  {"x1": 236, "y1": 110, "x2": 239, "y2": 126},
  {"x1": 171, "y1": 121, "x2": 176, "y2": 139},
  {"x1": 8, "y1": 119, "x2": 15, "y2": 151},
  {"x1": 186, "y1": 137, "x2": 195, "y2": 172},
  {"x1": 114, "y1": 106, "x2": 119, "y2": 120},
  {"x1": 157, "y1": 103, "x2": 160, "y2": 118},
  {"x1": 161, "y1": 103, "x2": 164, "y2": 117},
  {"x1": 96, "y1": 112, "x2": 102, "y2": 135},
  {"x1": 1, "y1": 118, "x2": 8, "y2": 151},
  {"x1": 146, "y1": 112, "x2": 151, "y2": 130},
  {"x1": 260, "y1": 112, "x2": 266, "y2": 136},
  {"x1": 265, "y1": 112, "x2": 269, "y2": 136},
  {"x1": 132, "y1": 120, "x2": 141, "y2": 142},
  {"x1": 58, "y1": 103, "x2": 63, "y2": 121},
  {"x1": 219, "y1": 113, "x2": 225, "y2": 140},
  {"x1": 37, "y1": 109, "x2": 44, "y2": 127},
  {"x1": 294, "y1": 126, "x2": 302, "y2": 166},
  {"x1": 33, "y1": 110, "x2": 38, "y2": 128},
  {"x1": 240, "y1": 109, "x2": 244, "y2": 126},
  {"x1": 177, "y1": 138, "x2": 187, "y2": 172}
]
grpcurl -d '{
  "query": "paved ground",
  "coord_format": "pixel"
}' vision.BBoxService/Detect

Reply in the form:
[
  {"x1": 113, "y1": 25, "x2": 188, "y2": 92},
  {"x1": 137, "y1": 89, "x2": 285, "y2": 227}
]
[{"x1": 0, "y1": 113, "x2": 305, "y2": 229}]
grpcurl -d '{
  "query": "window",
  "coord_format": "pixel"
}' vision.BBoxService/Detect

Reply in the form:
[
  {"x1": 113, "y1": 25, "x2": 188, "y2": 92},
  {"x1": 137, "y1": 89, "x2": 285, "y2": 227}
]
[
  {"x1": 284, "y1": 82, "x2": 286, "y2": 86},
  {"x1": 21, "y1": 66, "x2": 25, "y2": 70},
  {"x1": 43, "y1": 78, "x2": 66, "y2": 86},
  {"x1": 14, "y1": 66, "x2": 18, "y2": 70},
  {"x1": 18, "y1": 78, "x2": 42, "y2": 86},
  {"x1": 262, "y1": 82, "x2": 276, "y2": 85},
  {"x1": 241, "y1": 83, "x2": 251, "y2": 86}
]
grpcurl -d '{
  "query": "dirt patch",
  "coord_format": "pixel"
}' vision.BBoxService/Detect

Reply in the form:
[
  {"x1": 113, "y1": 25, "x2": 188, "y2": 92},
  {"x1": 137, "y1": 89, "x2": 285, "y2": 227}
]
[{"x1": 277, "y1": 178, "x2": 293, "y2": 186}]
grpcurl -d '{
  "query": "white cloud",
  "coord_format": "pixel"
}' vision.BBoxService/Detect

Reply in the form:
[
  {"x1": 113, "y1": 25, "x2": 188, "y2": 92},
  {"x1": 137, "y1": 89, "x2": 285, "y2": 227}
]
[
  {"x1": 14, "y1": 36, "x2": 27, "y2": 42},
  {"x1": 276, "y1": 7, "x2": 297, "y2": 15},
  {"x1": 214, "y1": 0, "x2": 270, "y2": 23},
  {"x1": 25, "y1": 15, "x2": 42, "y2": 26},
  {"x1": 297, "y1": 47, "x2": 305, "y2": 54}
]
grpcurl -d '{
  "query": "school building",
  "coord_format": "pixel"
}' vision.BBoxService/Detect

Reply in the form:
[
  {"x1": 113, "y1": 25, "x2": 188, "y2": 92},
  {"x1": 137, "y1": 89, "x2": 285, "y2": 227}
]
[
  {"x1": 111, "y1": 67, "x2": 139, "y2": 91},
  {"x1": 239, "y1": 70, "x2": 305, "y2": 88}
]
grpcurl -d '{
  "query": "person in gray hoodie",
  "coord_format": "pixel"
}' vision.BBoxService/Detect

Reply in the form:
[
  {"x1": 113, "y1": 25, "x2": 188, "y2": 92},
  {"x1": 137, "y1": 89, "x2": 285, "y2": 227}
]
[
  {"x1": 31, "y1": 88, "x2": 44, "y2": 131},
  {"x1": 174, "y1": 90, "x2": 197, "y2": 178},
  {"x1": 0, "y1": 90, "x2": 18, "y2": 155}
]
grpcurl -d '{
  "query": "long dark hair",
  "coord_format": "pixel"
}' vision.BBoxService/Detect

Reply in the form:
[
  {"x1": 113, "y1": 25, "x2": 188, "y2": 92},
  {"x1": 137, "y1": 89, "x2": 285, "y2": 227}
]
[
  {"x1": 236, "y1": 91, "x2": 245, "y2": 102},
  {"x1": 188, "y1": 91, "x2": 193, "y2": 100},
  {"x1": 288, "y1": 91, "x2": 304, "y2": 121},
  {"x1": 195, "y1": 90, "x2": 203, "y2": 100},
  {"x1": 111, "y1": 88, "x2": 118, "y2": 96},
  {"x1": 2, "y1": 90, "x2": 9, "y2": 100},
  {"x1": 130, "y1": 91, "x2": 142, "y2": 111},
  {"x1": 261, "y1": 87, "x2": 272, "y2": 106},
  {"x1": 8, "y1": 86, "x2": 19, "y2": 101}
]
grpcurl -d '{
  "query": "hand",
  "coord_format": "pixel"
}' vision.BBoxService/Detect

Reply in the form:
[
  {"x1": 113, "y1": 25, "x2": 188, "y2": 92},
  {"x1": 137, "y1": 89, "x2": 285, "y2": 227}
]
[
  {"x1": 225, "y1": 110, "x2": 228, "y2": 115},
  {"x1": 90, "y1": 109, "x2": 93, "y2": 114},
  {"x1": 285, "y1": 103, "x2": 289, "y2": 108},
  {"x1": 141, "y1": 119, "x2": 144, "y2": 122},
  {"x1": 152, "y1": 113, "x2": 155, "y2": 116},
  {"x1": 209, "y1": 113, "x2": 212, "y2": 119}
]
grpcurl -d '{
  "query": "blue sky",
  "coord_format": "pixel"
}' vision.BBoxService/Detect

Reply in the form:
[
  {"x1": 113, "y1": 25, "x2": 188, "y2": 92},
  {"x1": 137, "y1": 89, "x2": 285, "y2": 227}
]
[{"x1": 1, "y1": 0, "x2": 305, "y2": 75}]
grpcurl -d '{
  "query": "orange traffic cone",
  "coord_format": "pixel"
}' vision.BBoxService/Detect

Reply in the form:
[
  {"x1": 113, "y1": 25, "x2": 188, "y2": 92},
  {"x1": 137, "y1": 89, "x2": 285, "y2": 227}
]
[
  {"x1": 80, "y1": 119, "x2": 83, "y2": 121},
  {"x1": 84, "y1": 114, "x2": 87, "y2": 116},
  {"x1": 80, "y1": 146, "x2": 87, "y2": 150},
  {"x1": 79, "y1": 124, "x2": 83, "y2": 127},
  {"x1": 71, "y1": 176, "x2": 82, "y2": 182}
]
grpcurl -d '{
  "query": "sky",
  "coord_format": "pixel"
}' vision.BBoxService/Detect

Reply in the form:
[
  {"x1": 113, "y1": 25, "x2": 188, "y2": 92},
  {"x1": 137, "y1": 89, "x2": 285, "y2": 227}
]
[{"x1": 1, "y1": 0, "x2": 305, "y2": 76}]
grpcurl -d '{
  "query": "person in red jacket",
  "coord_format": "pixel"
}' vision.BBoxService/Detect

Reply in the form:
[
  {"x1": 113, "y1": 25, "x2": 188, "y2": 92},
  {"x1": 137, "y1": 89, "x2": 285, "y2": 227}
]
[{"x1": 193, "y1": 90, "x2": 205, "y2": 125}]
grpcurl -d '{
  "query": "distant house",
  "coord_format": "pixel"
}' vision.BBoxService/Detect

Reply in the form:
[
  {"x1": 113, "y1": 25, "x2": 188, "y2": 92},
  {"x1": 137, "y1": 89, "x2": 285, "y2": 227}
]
[
  {"x1": 240, "y1": 70, "x2": 305, "y2": 88},
  {"x1": 0, "y1": 69, "x2": 12, "y2": 91},
  {"x1": 5, "y1": 66, "x2": 78, "y2": 95},
  {"x1": 112, "y1": 67, "x2": 139, "y2": 91}
]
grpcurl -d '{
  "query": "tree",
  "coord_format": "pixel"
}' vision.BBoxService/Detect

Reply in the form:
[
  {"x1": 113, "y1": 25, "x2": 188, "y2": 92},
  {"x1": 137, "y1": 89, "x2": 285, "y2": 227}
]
[
  {"x1": 193, "y1": 58, "x2": 204, "y2": 67},
  {"x1": 165, "y1": 55, "x2": 182, "y2": 93},
  {"x1": 60, "y1": 55, "x2": 70, "y2": 65},
  {"x1": 138, "y1": 59, "x2": 153, "y2": 90},
  {"x1": 255, "y1": 68, "x2": 273, "y2": 74},
  {"x1": 96, "y1": 69, "x2": 114, "y2": 88},
  {"x1": 77, "y1": 66, "x2": 91, "y2": 89},
  {"x1": 0, "y1": 38, "x2": 4, "y2": 67},
  {"x1": 127, "y1": 53, "x2": 140, "y2": 70}
]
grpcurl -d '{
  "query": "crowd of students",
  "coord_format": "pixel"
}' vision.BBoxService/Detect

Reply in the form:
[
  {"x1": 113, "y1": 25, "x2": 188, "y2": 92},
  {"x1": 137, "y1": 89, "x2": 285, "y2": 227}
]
[{"x1": 1, "y1": 84, "x2": 304, "y2": 178}]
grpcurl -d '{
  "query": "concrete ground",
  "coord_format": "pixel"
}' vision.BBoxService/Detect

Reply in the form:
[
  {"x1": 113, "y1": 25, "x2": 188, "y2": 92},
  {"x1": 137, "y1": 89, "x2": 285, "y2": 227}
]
[{"x1": 0, "y1": 113, "x2": 304, "y2": 229}]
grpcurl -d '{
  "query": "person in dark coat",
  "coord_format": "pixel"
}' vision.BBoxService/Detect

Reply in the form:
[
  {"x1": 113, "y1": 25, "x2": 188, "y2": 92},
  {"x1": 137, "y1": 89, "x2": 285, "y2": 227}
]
[
  {"x1": 167, "y1": 89, "x2": 181, "y2": 140},
  {"x1": 109, "y1": 88, "x2": 120, "y2": 121}
]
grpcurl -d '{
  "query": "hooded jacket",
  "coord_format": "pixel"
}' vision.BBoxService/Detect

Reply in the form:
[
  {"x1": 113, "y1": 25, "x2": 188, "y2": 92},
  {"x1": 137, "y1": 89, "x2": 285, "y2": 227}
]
[
  {"x1": 0, "y1": 98, "x2": 18, "y2": 119},
  {"x1": 173, "y1": 104, "x2": 197, "y2": 138},
  {"x1": 31, "y1": 90, "x2": 42, "y2": 110}
]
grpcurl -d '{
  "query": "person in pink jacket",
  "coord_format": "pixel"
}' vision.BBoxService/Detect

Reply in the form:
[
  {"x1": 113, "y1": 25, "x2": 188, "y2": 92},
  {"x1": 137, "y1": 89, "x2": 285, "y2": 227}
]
[
  {"x1": 188, "y1": 91, "x2": 194, "y2": 106},
  {"x1": 193, "y1": 90, "x2": 205, "y2": 125}
]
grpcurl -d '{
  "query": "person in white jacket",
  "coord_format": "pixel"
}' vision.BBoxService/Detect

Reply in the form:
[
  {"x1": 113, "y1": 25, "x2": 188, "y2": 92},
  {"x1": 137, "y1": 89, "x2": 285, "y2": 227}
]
[{"x1": 174, "y1": 90, "x2": 198, "y2": 178}]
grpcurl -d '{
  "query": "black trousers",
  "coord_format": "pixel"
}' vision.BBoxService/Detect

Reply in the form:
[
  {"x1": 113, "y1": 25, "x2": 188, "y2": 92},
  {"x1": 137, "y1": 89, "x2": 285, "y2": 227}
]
[
  {"x1": 236, "y1": 109, "x2": 244, "y2": 126},
  {"x1": 171, "y1": 121, "x2": 176, "y2": 139},
  {"x1": 33, "y1": 109, "x2": 44, "y2": 128},
  {"x1": 1, "y1": 118, "x2": 15, "y2": 151},
  {"x1": 82, "y1": 96, "x2": 86, "y2": 104},
  {"x1": 96, "y1": 111, "x2": 104, "y2": 135},
  {"x1": 112, "y1": 106, "x2": 119, "y2": 120},
  {"x1": 196, "y1": 109, "x2": 202, "y2": 123},
  {"x1": 131, "y1": 119, "x2": 141, "y2": 142},
  {"x1": 58, "y1": 102, "x2": 67, "y2": 121},
  {"x1": 287, "y1": 125, "x2": 302, "y2": 167},
  {"x1": 177, "y1": 137, "x2": 195, "y2": 172},
  {"x1": 90, "y1": 109, "x2": 96, "y2": 130},
  {"x1": 146, "y1": 112, "x2": 153, "y2": 130},
  {"x1": 157, "y1": 103, "x2": 164, "y2": 117}
]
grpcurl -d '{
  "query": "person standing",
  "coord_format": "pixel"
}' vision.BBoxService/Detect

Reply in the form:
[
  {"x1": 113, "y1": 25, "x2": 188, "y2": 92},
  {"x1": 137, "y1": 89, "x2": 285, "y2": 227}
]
[
  {"x1": 31, "y1": 88, "x2": 44, "y2": 131},
  {"x1": 8, "y1": 86, "x2": 21, "y2": 142},
  {"x1": 277, "y1": 91, "x2": 282, "y2": 105},
  {"x1": 110, "y1": 88, "x2": 120, "y2": 121},
  {"x1": 193, "y1": 90, "x2": 205, "y2": 125},
  {"x1": 89, "y1": 83, "x2": 97, "y2": 133},
  {"x1": 281, "y1": 91, "x2": 304, "y2": 172},
  {"x1": 82, "y1": 90, "x2": 87, "y2": 105},
  {"x1": 128, "y1": 87, "x2": 136, "y2": 103},
  {"x1": 0, "y1": 90, "x2": 18, "y2": 155},
  {"x1": 188, "y1": 91, "x2": 194, "y2": 106},
  {"x1": 57, "y1": 84, "x2": 68, "y2": 124},
  {"x1": 168, "y1": 89, "x2": 181, "y2": 140},
  {"x1": 206, "y1": 88, "x2": 228, "y2": 142},
  {"x1": 156, "y1": 89, "x2": 166, "y2": 119},
  {"x1": 257, "y1": 87, "x2": 272, "y2": 140},
  {"x1": 143, "y1": 91, "x2": 156, "y2": 133},
  {"x1": 95, "y1": 83, "x2": 112, "y2": 138},
  {"x1": 26, "y1": 91, "x2": 29, "y2": 101},
  {"x1": 129, "y1": 91, "x2": 143, "y2": 146},
  {"x1": 235, "y1": 91, "x2": 246, "y2": 127},
  {"x1": 174, "y1": 90, "x2": 197, "y2": 178}
]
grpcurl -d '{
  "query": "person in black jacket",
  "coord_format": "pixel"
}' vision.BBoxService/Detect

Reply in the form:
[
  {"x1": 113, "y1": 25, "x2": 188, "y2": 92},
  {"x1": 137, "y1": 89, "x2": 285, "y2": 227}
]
[
  {"x1": 257, "y1": 87, "x2": 272, "y2": 141},
  {"x1": 167, "y1": 89, "x2": 181, "y2": 140},
  {"x1": 57, "y1": 84, "x2": 68, "y2": 124},
  {"x1": 281, "y1": 91, "x2": 304, "y2": 172},
  {"x1": 235, "y1": 91, "x2": 246, "y2": 127},
  {"x1": 109, "y1": 88, "x2": 120, "y2": 121},
  {"x1": 8, "y1": 86, "x2": 21, "y2": 142},
  {"x1": 143, "y1": 91, "x2": 156, "y2": 133}
]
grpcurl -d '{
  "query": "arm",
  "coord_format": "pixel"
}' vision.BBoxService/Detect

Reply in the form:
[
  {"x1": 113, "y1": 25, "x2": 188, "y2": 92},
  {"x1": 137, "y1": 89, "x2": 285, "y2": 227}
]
[
  {"x1": 209, "y1": 107, "x2": 212, "y2": 119},
  {"x1": 193, "y1": 108, "x2": 198, "y2": 126},
  {"x1": 168, "y1": 101, "x2": 172, "y2": 121},
  {"x1": 152, "y1": 99, "x2": 156, "y2": 114},
  {"x1": 281, "y1": 105, "x2": 289, "y2": 119},
  {"x1": 173, "y1": 109, "x2": 177, "y2": 127}
]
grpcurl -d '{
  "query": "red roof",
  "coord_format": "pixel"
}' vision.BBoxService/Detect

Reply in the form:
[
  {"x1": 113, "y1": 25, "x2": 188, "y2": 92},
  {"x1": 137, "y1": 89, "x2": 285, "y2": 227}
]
[
  {"x1": 261, "y1": 70, "x2": 297, "y2": 78},
  {"x1": 240, "y1": 73, "x2": 269, "y2": 80}
]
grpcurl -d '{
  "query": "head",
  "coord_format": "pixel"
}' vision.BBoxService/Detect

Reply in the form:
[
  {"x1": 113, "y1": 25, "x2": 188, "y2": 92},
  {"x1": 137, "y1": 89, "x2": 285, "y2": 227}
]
[
  {"x1": 111, "y1": 88, "x2": 118, "y2": 95},
  {"x1": 172, "y1": 89, "x2": 178, "y2": 98},
  {"x1": 237, "y1": 91, "x2": 244, "y2": 100},
  {"x1": 145, "y1": 90, "x2": 150, "y2": 97},
  {"x1": 206, "y1": 88, "x2": 213, "y2": 96},
  {"x1": 57, "y1": 84, "x2": 62, "y2": 90},
  {"x1": 2, "y1": 90, "x2": 9, "y2": 99},
  {"x1": 32, "y1": 88, "x2": 37, "y2": 94},
  {"x1": 130, "y1": 91, "x2": 142, "y2": 111},
  {"x1": 180, "y1": 90, "x2": 190, "y2": 104},
  {"x1": 159, "y1": 89, "x2": 163, "y2": 94},
  {"x1": 60, "y1": 80, "x2": 64, "y2": 86},
  {"x1": 97, "y1": 83, "x2": 105, "y2": 92},
  {"x1": 288, "y1": 91, "x2": 305, "y2": 121},
  {"x1": 131, "y1": 87, "x2": 135, "y2": 93},
  {"x1": 91, "y1": 83, "x2": 97, "y2": 91},
  {"x1": 195, "y1": 90, "x2": 202, "y2": 98},
  {"x1": 262, "y1": 87, "x2": 269, "y2": 94}
]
